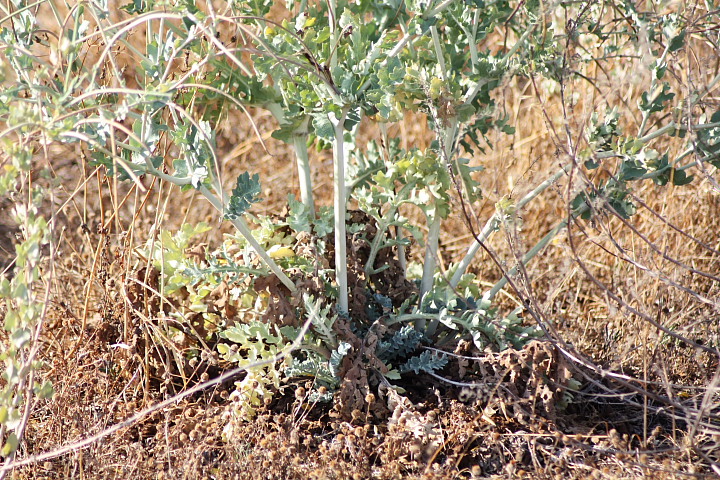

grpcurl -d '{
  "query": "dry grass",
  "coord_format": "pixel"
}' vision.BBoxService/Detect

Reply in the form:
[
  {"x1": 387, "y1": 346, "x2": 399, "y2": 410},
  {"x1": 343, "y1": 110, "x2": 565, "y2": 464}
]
[{"x1": 1, "y1": 0, "x2": 720, "y2": 478}]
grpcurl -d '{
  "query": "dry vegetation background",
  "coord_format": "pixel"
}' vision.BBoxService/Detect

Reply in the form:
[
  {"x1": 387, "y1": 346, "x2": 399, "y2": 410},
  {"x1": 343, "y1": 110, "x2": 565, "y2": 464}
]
[{"x1": 1, "y1": 0, "x2": 720, "y2": 478}]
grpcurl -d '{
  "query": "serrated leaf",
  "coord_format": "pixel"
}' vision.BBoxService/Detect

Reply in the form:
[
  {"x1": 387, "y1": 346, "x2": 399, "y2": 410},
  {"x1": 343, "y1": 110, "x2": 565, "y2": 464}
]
[
  {"x1": 571, "y1": 191, "x2": 593, "y2": 220},
  {"x1": 639, "y1": 83, "x2": 675, "y2": 113},
  {"x1": 329, "y1": 342, "x2": 351, "y2": 377},
  {"x1": 584, "y1": 157, "x2": 601, "y2": 169},
  {"x1": 271, "y1": 117, "x2": 306, "y2": 144},
  {"x1": 399, "y1": 351, "x2": 448, "y2": 374},
  {"x1": 190, "y1": 166, "x2": 208, "y2": 188},
  {"x1": 311, "y1": 113, "x2": 335, "y2": 142},
  {"x1": 10, "y1": 327, "x2": 30, "y2": 349},
  {"x1": 619, "y1": 160, "x2": 647, "y2": 181},
  {"x1": 303, "y1": 294, "x2": 337, "y2": 348},
  {"x1": 344, "y1": 108, "x2": 361, "y2": 131},
  {"x1": 455, "y1": 157, "x2": 483, "y2": 202},
  {"x1": 378, "y1": 325, "x2": 423, "y2": 362},
  {"x1": 225, "y1": 172, "x2": 261, "y2": 220},
  {"x1": 287, "y1": 194, "x2": 313, "y2": 233}
]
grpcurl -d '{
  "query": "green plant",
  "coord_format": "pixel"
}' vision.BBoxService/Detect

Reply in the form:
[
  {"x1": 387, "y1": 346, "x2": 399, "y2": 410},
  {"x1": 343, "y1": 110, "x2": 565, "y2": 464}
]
[
  {"x1": 2, "y1": 0, "x2": 718, "y2": 436},
  {"x1": 0, "y1": 148, "x2": 53, "y2": 469}
]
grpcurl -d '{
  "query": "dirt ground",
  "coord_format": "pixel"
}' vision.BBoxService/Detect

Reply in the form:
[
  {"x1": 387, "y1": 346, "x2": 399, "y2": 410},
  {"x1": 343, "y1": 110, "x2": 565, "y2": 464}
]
[{"x1": 1, "y1": 100, "x2": 716, "y2": 479}]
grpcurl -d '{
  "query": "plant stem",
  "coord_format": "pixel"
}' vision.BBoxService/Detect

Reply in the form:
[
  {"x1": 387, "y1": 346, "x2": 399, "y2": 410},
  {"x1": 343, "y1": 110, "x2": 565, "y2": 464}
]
[
  {"x1": 385, "y1": 313, "x2": 438, "y2": 326},
  {"x1": 329, "y1": 0, "x2": 338, "y2": 69},
  {"x1": 636, "y1": 119, "x2": 720, "y2": 144},
  {"x1": 420, "y1": 215, "x2": 442, "y2": 298},
  {"x1": 292, "y1": 117, "x2": 315, "y2": 217},
  {"x1": 430, "y1": 26, "x2": 447, "y2": 79},
  {"x1": 423, "y1": 11, "x2": 455, "y2": 329},
  {"x1": 486, "y1": 218, "x2": 568, "y2": 300},
  {"x1": 198, "y1": 185, "x2": 297, "y2": 292},
  {"x1": 386, "y1": 0, "x2": 456, "y2": 58},
  {"x1": 264, "y1": 107, "x2": 315, "y2": 216},
  {"x1": 637, "y1": 43, "x2": 672, "y2": 138},
  {"x1": 425, "y1": 0, "x2": 457, "y2": 18},
  {"x1": 450, "y1": 164, "x2": 569, "y2": 287},
  {"x1": 331, "y1": 107, "x2": 350, "y2": 314},
  {"x1": 396, "y1": 225, "x2": 407, "y2": 275},
  {"x1": 364, "y1": 180, "x2": 416, "y2": 276},
  {"x1": 420, "y1": 213, "x2": 442, "y2": 335}
]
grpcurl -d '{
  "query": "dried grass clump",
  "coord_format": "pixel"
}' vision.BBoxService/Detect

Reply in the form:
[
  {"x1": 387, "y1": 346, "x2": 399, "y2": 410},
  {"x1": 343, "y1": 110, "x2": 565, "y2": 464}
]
[{"x1": 2, "y1": 0, "x2": 719, "y2": 478}]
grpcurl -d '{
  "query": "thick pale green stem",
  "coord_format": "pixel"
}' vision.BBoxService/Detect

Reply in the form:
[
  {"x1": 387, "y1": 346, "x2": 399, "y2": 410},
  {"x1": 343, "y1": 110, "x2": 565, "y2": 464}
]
[
  {"x1": 637, "y1": 120, "x2": 720, "y2": 144},
  {"x1": 265, "y1": 108, "x2": 314, "y2": 216},
  {"x1": 430, "y1": 26, "x2": 447, "y2": 78},
  {"x1": 329, "y1": 0, "x2": 339, "y2": 69},
  {"x1": 420, "y1": 215, "x2": 442, "y2": 298},
  {"x1": 422, "y1": 111, "x2": 455, "y2": 294},
  {"x1": 417, "y1": 215, "x2": 441, "y2": 332},
  {"x1": 396, "y1": 226, "x2": 407, "y2": 274},
  {"x1": 331, "y1": 108, "x2": 350, "y2": 314},
  {"x1": 422, "y1": 14, "x2": 455, "y2": 329},
  {"x1": 292, "y1": 118, "x2": 315, "y2": 217},
  {"x1": 450, "y1": 217, "x2": 500, "y2": 287}
]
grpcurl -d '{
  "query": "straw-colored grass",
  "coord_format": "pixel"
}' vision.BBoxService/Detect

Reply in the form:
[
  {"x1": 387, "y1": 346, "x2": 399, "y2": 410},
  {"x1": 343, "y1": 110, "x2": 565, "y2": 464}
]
[{"x1": 1, "y1": 0, "x2": 719, "y2": 478}]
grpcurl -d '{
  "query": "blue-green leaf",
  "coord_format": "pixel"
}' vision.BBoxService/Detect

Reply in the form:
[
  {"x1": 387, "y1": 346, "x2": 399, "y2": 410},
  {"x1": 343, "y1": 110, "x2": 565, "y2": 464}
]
[
  {"x1": 225, "y1": 172, "x2": 262, "y2": 220},
  {"x1": 399, "y1": 350, "x2": 448, "y2": 374}
]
